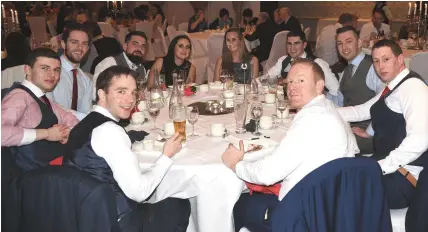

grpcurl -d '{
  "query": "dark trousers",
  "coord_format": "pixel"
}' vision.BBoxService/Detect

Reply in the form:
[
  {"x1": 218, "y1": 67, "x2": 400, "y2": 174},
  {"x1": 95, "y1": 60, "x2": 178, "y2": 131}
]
[
  {"x1": 118, "y1": 198, "x2": 191, "y2": 232},
  {"x1": 383, "y1": 171, "x2": 416, "y2": 209},
  {"x1": 233, "y1": 193, "x2": 279, "y2": 232}
]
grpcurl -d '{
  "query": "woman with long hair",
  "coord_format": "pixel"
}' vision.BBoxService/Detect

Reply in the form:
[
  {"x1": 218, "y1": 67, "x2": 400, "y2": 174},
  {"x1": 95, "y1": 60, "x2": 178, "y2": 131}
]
[
  {"x1": 148, "y1": 35, "x2": 196, "y2": 89},
  {"x1": 214, "y1": 28, "x2": 259, "y2": 84},
  {"x1": 1, "y1": 32, "x2": 32, "y2": 71}
]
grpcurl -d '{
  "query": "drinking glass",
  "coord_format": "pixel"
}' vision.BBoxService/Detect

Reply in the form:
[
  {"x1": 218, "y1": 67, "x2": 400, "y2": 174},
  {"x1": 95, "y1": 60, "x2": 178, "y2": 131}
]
[
  {"x1": 234, "y1": 97, "x2": 247, "y2": 134},
  {"x1": 176, "y1": 71, "x2": 185, "y2": 93},
  {"x1": 187, "y1": 106, "x2": 199, "y2": 137},
  {"x1": 220, "y1": 70, "x2": 228, "y2": 90},
  {"x1": 172, "y1": 104, "x2": 187, "y2": 142},
  {"x1": 276, "y1": 99, "x2": 289, "y2": 124},
  {"x1": 268, "y1": 77, "x2": 278, "y2": 94},
  {"x1": 148, "y1": 100, "x2": 161, "y2": 131},
  {"x1": 250, "y1": 102, "x2": 263, "y2": 136}
]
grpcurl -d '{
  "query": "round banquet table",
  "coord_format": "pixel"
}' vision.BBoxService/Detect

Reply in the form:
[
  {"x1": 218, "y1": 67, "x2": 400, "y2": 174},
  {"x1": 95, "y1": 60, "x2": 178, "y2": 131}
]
[{"x1": 127, "y1": 89, "x2": 291, "y2": 232}]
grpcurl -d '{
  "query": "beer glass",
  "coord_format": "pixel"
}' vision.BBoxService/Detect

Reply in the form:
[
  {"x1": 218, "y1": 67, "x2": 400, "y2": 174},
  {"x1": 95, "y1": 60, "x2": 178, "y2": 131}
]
[{"x1": 172, "y1": 104, "x2": 187, "y2": 142}]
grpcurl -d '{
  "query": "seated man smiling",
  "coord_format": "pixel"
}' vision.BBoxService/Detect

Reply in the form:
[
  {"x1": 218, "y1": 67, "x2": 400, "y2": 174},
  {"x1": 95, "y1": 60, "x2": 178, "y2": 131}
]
[{"x1": 222, "y1": 59, "x2": 358, "y2": 232}]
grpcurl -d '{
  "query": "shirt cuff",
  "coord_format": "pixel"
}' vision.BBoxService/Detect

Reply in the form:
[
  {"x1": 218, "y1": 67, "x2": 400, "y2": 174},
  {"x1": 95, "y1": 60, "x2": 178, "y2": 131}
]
[
  {"x1": 20, "y1": 128, "x2": 37, "y2": 146},
  {"x1": 157, "y1": 154, "x2": 174, "y2": 167},
  {"x1": 378, "y1": 159, "x2": 399, "y2": 175}
]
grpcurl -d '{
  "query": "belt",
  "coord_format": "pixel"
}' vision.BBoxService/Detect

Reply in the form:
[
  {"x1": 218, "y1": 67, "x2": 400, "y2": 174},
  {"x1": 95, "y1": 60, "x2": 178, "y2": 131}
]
[{"x1": 397, "y1": 167, "x2": 417, "y2": 187}]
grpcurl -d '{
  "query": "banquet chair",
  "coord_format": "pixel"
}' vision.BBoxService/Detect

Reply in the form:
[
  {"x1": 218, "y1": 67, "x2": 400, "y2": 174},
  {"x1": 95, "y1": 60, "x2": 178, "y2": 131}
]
[
  {"x1": 27, "y1": 16, "x2": 49, "y2": 46},
  {"x1": 270, "y1": 157, "x2": 392, "y2": 232},
  {"x1": 178, "y1": 23, "x2": 188, "y2": 32},
  {"x1": 47, "y1": 20, "x2": 57, "y2": 37},
  {"x1": 19, "y1": 166, "x2": 119, "y2": 232},
  {"x1": 136, "y1": 21, "x2": 155, "y2": 61},
  {"x1": 167, "y1": 25, "x2": 178, "y2": 42},
  {"x1": 117, "y1": 26, "x2": 129, "y2": 45},
  {"x1": 162, "y1": 19, "x2": 168, "y2": 32},
  {"x1": 154, "y1": 26, "x2": 168, "y2": 57},
  {"x1": 206, "y1": 33, "x2": 225, "y2": 83},
  {"x1": 409, "y1": 52, "x2": 428, "y2": 83},
  {"x1": 1, "y1": 65, "x2": 26, "y2": 89},
  {"x1": 97, "y1": 22, "x2": 115, "y2": 38},
  {"x1": 304, "y1": 27, "x2": 311, "y2": 42},
  {"x1": 261, "y1": 31, "x2": 289, "y2": 72},
  {"x1": 162, "y1": 2, "x2": 194, "y2": 29}
]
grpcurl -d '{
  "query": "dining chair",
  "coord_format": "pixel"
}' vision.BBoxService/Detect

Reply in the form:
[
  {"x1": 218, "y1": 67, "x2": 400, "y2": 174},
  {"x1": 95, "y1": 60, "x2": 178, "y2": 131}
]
[{"x1": 261, "y1": 31, "x2": 289, "y2": 72}]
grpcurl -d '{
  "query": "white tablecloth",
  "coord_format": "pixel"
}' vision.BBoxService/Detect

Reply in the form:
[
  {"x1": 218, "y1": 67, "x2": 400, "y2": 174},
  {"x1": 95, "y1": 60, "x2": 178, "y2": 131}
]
[{"x1": 129, "y1": 91, "x2": 290, "y2": 232}]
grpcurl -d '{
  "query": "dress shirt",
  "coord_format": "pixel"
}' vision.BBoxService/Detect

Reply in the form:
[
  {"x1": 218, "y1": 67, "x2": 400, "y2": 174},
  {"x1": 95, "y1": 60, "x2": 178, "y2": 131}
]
[
  {"x1": 265, "y1": 52, "x2": 340, "y2": 96},
  {"x1": 48, "y1": 55, "x2": 93, "y2": 114},
  {"x1": 1, "y1": 80, "x2": 79, "y2": 146},
  {"x1": 359, "y1": 22, "x2": 391, "y2": 42},
  {"x1": 90, "y1": 105, "x2": 173, "y2": 202},
  {"x1": 315, "y1": 23, "x2": 342, "y2": 66},
  {"x1": 337, "y1": 68, "x2": 428, "y2": 177},
  {"x1": 329, "y1": 52, "x2": 385, "y2": 107},
  {"x1": 235, "y1": 95, "x2": 358, "y2": 200},
  {"x1": 93, "y1": 52, "x2": 145, "y2": 100}
]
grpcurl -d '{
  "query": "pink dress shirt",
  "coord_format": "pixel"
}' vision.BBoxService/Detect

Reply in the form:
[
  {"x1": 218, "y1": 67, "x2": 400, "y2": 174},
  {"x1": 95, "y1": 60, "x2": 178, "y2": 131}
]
[{"x1": 2, "y1": 80, "x2": 79, "y2": 147}]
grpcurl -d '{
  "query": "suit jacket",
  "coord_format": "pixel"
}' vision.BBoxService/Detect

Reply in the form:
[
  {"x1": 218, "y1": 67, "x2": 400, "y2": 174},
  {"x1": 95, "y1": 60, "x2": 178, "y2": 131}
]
[
  {"x1": 245, "y1": 21, "x2": 280, "y2": 62},
  {"x1": 279, "y1": 16, "x2": 302, "y2": 33}
]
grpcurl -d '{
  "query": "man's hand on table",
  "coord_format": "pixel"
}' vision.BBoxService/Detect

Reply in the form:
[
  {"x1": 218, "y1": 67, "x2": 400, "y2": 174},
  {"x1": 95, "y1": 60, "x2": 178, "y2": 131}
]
[
  {"x1": 222, "y1": 140, "x2": 245, "y2": 171},
  {"x1": 163, "y1": 132, "x2": 184, "y2": 158}
]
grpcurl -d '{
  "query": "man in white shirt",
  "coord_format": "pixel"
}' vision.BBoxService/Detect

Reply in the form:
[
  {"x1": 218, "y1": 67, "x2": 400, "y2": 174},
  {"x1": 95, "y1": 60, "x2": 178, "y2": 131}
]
[
  {"x1": 64, "y1": 65, "x2": 190, "y2": 232},
  {"x1": 315, "y1": 13, "x2": 358, "y2": 66},
  {"x1": 337, "y1": 40, "x2": 428, "y2": 209},
  {"x1": 223, "y1": 59, "x2": 358, "y2": 232},
  {"x1": 93, "y1": 31, "x2": 149, "y2": 101},
  {"x1": 48, "y1": 22, "x2": 93, "y2": 115},
  {"x1": 359, "y1": 9, "x2": 391, "y2": 48},
  {"x1": 262, "y1": 30, "x2": 340, "y2": 98}
]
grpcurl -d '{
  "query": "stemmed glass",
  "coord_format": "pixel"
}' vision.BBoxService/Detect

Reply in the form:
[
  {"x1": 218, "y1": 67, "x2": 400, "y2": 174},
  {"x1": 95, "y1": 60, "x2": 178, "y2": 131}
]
[
  {"x1": 220, "y1": 70, "x2": 228, "y2": 90},
  {"x1": 187, "y1": 106, "x2": 199, "y2": 137},
  {"x1": 176, "y1": 71, "x2": 185, "y2": 93},
  {"x1": 148, "y1": 100, "x2": 161, "y2": 131},
  {"x1": 250, "y1": 102, "x2": 263, "y2": 136},
  {"x1": 277, "y1": 99, "x2": 289, "y2": 124}
]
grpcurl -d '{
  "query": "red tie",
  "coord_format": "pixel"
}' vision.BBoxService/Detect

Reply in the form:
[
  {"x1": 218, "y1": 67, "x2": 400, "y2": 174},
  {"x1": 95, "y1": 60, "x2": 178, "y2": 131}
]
[
  {"x1": 40, "y1": 95, "x2": 51, "y2": 108},
  {"x1": 71, "y1": 69, "x2": 78, "y2": 110},
  {"x1": 381, "y1": 86, "x2": 390, "y2": 97}
]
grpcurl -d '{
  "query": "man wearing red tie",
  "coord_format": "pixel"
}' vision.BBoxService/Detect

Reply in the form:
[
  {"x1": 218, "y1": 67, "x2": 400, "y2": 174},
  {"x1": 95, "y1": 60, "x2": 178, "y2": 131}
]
[
  {"x1": 337, "y1": 40, "x2": 428, "y2": 209},
  {"x1": 48, "y1": 22, "x2": 93, "y2": 115},
  {"x1": 1, "y1": 48, "x2": 79, "y2": 172}
]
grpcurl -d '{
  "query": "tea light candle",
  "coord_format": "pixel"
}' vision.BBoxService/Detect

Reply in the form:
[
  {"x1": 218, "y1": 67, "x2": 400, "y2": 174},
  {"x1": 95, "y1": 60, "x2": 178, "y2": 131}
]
[
  {"x1": 408, "y1": 2, "x2": 411, "y2": 16},
  {"x1": 425, "y1": 4, "x2": 427, "y2": 16},
  {"x1": 414, "y1": 3, "x2": 417, "y2": 15}
]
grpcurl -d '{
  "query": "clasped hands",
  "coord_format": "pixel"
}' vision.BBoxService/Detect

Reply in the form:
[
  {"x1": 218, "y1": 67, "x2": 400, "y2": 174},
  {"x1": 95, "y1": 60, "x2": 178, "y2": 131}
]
[{"x1": 47, "y1": 124, "x2": 71, "y2": 144}]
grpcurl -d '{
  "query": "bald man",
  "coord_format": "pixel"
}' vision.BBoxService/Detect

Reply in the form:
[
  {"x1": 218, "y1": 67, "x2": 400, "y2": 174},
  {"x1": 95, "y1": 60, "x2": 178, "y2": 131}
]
[{"x1": 278, "y1": 7, "x2": 302, "y2": 33}]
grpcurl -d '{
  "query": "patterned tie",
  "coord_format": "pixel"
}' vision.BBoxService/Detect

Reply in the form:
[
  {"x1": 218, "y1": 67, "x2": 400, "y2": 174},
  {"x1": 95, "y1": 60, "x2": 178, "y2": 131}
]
[
  {"x1": 381, "y1": 86, "x2": 390, "y2": 97},
  {"x1": 71, "y1": 69, "x2": 78, "y2": 111},
  {"x1": 40, "y1": 95, "x2": 51, "y2": 108}
]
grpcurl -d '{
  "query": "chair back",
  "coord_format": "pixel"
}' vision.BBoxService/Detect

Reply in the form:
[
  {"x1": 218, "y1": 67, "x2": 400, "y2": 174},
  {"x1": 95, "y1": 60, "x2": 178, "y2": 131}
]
[
  {"x1": 47, "y1": 20, "x2": 57, "y2": 37},
  {"x1": 136, "y1": 21, "x2": 155, "y2": 61},
  {"x1": 117, "y1": 26, "x2": 129, "y2": 45},
  {"x1": 162, "y1": 19, "x2": 168, "y2": 32},
  {"x1": 20, "y1": 166, "x2": 119, "y2": 232},
  {"x1": 162, "y1": 2, "x2": 194, "y2": 29},
  {"x1": 178, "y1": 22, "x2": 188, "y2": 32},
  {"x1": 167, "y1": 25, "x2": 177, "y2": 42},
  {"x1": 27, "y1": 17, "x2": 49, "y2": 45},
  {"x1": 1, "y1": 65, "x2": 26, "y2": 89},
  {"x1": 263, "y1": 30, "x2": 289, "y2": 72},
  {"x1": 97, "y1": 22, "x2": 115, "y2": 38},
  {"x1": 156, "y1": 26, "x2": 168, "y2": 57},
  {"x1": 271, "y1": 157, "x2": 392, "y2": 232},
  {"x1": 304, "y1": 27, "x2": 311, "y2": 41},
  {"x1": 206, "y1": 33, "x2": 225, "y2": 82},
  {"x1": 409, "y1": 52, "x2": 428, "y2": 83}
]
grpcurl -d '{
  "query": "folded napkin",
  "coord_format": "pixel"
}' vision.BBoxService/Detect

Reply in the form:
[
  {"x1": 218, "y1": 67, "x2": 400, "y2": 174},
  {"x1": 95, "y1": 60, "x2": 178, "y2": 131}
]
[
  {"x1": 245, "y1": 119, "x2": 256, "y2": 132},
  {"x1": 127, "y1": 130, "x2": 149, "y2": 143}
]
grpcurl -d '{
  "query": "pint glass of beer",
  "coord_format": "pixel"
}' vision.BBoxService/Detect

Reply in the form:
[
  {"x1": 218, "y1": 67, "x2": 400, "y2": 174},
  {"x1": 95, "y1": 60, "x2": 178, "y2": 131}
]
[{"x1": 172, "y1": 104, "x2": 187, "y2": 142}]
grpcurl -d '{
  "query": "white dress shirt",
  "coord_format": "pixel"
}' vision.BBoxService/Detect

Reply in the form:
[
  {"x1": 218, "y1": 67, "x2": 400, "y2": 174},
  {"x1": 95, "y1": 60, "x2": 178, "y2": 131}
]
[
  {"x1": 328, "y1": 52, "x2": 385, "y2": 107},
  {"x1": 265, "y1": 52, "x2": 340, "y2": 96},
  {"x1": 235, "y1": 95, "x2": 358, "y2": 200},
  {"x1": 359, "y1": 22, "x2": 391, "y2": 42},
  {"x1": 48, "y1": 55, "x2": 93, "y2": 114},
  {"x1": 337, "y1": 68, "x2": 428, "y2": 178},
  {"x1": 90, "y1": 105, "x2": 173, "y2": 202},
  {"x1": 315, "y1": 23, "x2": 342, "y2": 66},
  {"x1": 93, "y1": 52, "x2": 146, "y2": 100}
]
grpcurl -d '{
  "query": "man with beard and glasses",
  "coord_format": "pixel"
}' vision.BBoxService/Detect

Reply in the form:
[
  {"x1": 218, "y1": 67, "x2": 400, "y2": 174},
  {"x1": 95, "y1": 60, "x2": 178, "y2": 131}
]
[
  {"x1": 93, "y1": 31, "x2": 149, "y2": 101},
  {"x1": 47, "y1": 22, "x2": 93, "y2": 116}
]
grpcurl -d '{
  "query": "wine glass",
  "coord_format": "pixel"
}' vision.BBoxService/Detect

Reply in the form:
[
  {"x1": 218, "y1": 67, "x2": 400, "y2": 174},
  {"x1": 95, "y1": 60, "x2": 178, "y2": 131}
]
[
  {"x1": 250, "y1": 102, "x2": 263, "y2": 136},
  {"x1": 148, "y1": 100, "x2": 161, "y2": 131},
  {"x1": 277, "y1": 99, "x2": 289, "y2": 124},
  {"x1": 220, "y1": 70, "x2": 228, "y2": 90},
  {"x1": 187, "y1": 106, "x2": 199, "y2": 137}
]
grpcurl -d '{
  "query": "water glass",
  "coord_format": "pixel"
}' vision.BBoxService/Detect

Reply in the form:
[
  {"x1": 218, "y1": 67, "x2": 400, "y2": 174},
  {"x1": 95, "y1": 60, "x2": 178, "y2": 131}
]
[
  {"x1": 220, "y1": 70, "x2": 228, "y2": 90},
  {"x1": 187, "y1": 106, "x2": 199, "y2": 137},
  {"x1": 250, "y1": 102, "x2": 263, "y2": 136},
  {"x1": 148, "y1": 101, "x2": 161, "y2": 131},
  {"x1": 234, "y1": 97, "x2": 247, "y2": 134}
]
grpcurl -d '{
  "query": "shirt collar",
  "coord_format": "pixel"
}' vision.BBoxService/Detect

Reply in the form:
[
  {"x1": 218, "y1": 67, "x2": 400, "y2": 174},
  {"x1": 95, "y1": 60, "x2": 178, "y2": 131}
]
[
  {"x1": 122, "y1": 52, "x2": 138, "y2": 70},
  {"x1": 387, "y1": 68, "x2": 410, "y2": 89},
  {"x1": 301, "y1": 94, "x2": 326, "y2": 110},
  {"x1": 21, "y1": 80, "x2": 45, "y2": 97},
  {"x1": 92, "y1": 105, "x2": 119, "y2": 122},
  {"x1": 60, "y1": 55, "x2": 80, "y2": 72},
  {"x1": 350, "y1": 52, "x2": 365, "y2": 66}
]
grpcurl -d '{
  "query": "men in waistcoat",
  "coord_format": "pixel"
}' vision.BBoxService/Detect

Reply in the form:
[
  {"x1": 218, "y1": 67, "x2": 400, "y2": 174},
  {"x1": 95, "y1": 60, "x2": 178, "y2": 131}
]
[
  {"x1": 64, "y1": 65, "x2": 190, "y2": 232},
  {"x1": 93, "y1": 31, "x2": 149, "y2": 101},
  {"x1": 337, "y1": 39, "x2": 428, "y2": 209}
]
